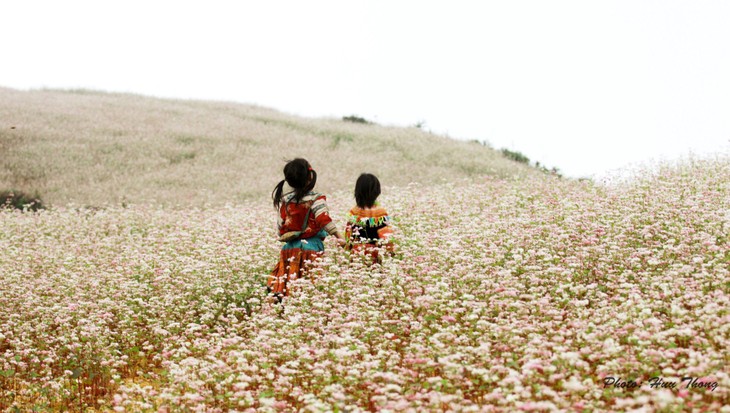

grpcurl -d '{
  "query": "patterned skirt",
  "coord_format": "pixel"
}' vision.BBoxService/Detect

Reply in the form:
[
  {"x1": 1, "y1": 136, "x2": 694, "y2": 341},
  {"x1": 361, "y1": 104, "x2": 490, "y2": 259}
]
[{"x1": 268, "y1": 231, "x2": 326, "y2": 297}]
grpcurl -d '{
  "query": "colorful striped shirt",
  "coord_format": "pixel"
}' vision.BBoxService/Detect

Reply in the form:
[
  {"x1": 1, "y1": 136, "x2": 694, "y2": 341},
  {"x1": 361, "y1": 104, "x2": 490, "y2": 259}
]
[
  {"x1": 277, "y1": 186, "x2": 337, "y2": 239},
  {"x1": 345, "y1": 204, "x2": 393, "y2": 244}
]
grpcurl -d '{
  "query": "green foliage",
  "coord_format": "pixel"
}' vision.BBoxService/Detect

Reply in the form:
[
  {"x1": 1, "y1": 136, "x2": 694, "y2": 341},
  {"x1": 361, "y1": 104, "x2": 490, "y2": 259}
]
[
  {"x1": 501, "y1": 148, "x2": 530, "y2": 164},
  {"x1": 501, "y1": 149, "x2": 565, "y2": 178},
  {"x1": 534, "y1": 161, "x2": 563, "y2": 178},
  {"x1": 1, "y1": 190, "x2": 45, "y2": 211},
  {"x1": 342, "y1": 115, "x2": 371, "y2": 124}
]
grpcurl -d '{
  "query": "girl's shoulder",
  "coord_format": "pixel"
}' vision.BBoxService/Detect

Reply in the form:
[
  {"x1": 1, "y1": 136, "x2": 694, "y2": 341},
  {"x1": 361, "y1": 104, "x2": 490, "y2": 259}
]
[
  {"x1": 305, "y1": 192, "x2": 326, "y2": 203},
  {"x1": 348, "y1": 204, "x2": 389, "y2": 225},
  {"x1": 349, "y1": 204, "x2": 388, "y2": 216},
  {"x1": 283, "y1": 191, "x2": 325, "y2": 204}
]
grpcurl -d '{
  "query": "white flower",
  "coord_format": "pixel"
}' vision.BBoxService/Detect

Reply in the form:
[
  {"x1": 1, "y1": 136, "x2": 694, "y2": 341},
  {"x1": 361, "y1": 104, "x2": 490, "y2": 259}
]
[{"x1": 562, "y1": 376, "x2": 586, "y2": 392}]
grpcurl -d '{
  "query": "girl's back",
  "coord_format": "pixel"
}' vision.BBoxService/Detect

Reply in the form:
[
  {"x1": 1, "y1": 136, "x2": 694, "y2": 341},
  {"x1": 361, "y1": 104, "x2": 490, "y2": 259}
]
[{"x1": 268, "y1": 158, "x2": 343, "y2": 300}]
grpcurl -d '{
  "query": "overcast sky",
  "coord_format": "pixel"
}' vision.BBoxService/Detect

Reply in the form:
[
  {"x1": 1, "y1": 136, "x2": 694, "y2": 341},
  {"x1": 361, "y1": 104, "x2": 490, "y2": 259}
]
[{"x1": 2, "y1": 1, "x2": 729, "y2": 178}]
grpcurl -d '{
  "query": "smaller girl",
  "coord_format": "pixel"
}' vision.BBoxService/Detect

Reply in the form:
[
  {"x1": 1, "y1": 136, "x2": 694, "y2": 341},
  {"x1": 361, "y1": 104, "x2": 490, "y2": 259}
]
[
  {"x1": 269, "y1": 158, "x2": 345, "y2": 300},
  {"x1": 345, "y1": 173, "x2": 394, "y2": 264}
]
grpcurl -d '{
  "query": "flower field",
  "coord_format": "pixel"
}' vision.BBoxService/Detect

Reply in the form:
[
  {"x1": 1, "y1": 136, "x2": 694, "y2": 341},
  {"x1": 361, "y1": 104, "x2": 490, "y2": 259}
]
[{"x1": 1, "y1": 157, "x2": 729, "y2": 412}]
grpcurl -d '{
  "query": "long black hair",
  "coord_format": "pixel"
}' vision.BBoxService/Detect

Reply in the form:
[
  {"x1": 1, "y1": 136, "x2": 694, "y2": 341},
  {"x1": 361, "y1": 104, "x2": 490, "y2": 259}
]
[
  {"x1": 355, "y1": 173, "x2": 381, "y2": 208},
  {"x1": 272, "y1": 158, "x2": 317, "y2": 209}
]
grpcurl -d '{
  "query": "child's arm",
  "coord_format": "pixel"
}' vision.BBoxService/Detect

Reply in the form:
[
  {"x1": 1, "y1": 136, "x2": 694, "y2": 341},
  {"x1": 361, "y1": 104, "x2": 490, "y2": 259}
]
[
  {"x1": 312, "y1": 195, "x2": 346, "y2": 246},
  {"x1": 333, "y1": 231, "x2": 347, "y2": 246}
]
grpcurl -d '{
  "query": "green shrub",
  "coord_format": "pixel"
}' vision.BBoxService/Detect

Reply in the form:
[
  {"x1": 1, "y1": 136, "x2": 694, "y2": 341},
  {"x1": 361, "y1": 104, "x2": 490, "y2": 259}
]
[
  {"x1": 501, "y1": 148, "x2": 530, "y2": 164},
  {"x1": 342, "y1": 115, "x2": 371, "y2": 124},
  {"x1": 1, "y1": 190, "x2": 45, "y2": 211}
]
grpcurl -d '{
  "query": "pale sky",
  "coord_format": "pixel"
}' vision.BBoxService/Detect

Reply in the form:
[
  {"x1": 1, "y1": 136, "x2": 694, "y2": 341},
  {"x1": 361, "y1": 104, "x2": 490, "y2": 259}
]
[{"x1": 2, "y1": 1, "x2": 729, "y2": 178}]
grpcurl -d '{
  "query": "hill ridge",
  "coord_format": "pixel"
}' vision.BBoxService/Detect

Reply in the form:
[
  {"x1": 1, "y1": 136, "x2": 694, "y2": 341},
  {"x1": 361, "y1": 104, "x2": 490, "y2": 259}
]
[{"x1": 1, "y1": 87, "x2": 539, "y2": 207}]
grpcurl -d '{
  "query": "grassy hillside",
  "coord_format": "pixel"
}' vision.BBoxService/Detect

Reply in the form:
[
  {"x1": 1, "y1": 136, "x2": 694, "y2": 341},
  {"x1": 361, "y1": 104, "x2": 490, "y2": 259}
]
[{"x1": 0, "y1": 87, "x2": 537, "y2": 207}]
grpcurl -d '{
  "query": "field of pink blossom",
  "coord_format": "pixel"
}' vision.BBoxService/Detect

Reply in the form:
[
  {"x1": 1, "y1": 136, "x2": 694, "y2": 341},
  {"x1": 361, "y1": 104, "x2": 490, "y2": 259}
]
[{"x1": 1, "y1": 157, "x2": 729, "y2": 412}]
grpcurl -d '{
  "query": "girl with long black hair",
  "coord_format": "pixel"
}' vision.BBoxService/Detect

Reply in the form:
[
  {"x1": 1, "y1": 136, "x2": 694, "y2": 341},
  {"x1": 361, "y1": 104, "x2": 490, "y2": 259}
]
[
  {"x1": 269, "y1": 158, "x2": 344, "y2": 300},
  {"x1": 344, "y1": 173, "x2": 394, "y2": 264}
]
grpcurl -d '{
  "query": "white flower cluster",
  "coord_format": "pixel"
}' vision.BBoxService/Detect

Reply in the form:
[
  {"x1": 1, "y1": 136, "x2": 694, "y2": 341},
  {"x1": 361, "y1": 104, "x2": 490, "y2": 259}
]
[{"x1": 1, "y1": 157, "x2": 729, "y2": 411}]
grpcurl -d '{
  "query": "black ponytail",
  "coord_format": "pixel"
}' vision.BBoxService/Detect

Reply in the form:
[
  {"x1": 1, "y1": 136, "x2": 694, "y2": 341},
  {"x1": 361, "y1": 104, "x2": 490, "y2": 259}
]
[{"x1": 272, "y1": 179, "x2": 286, "y2": 209}]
